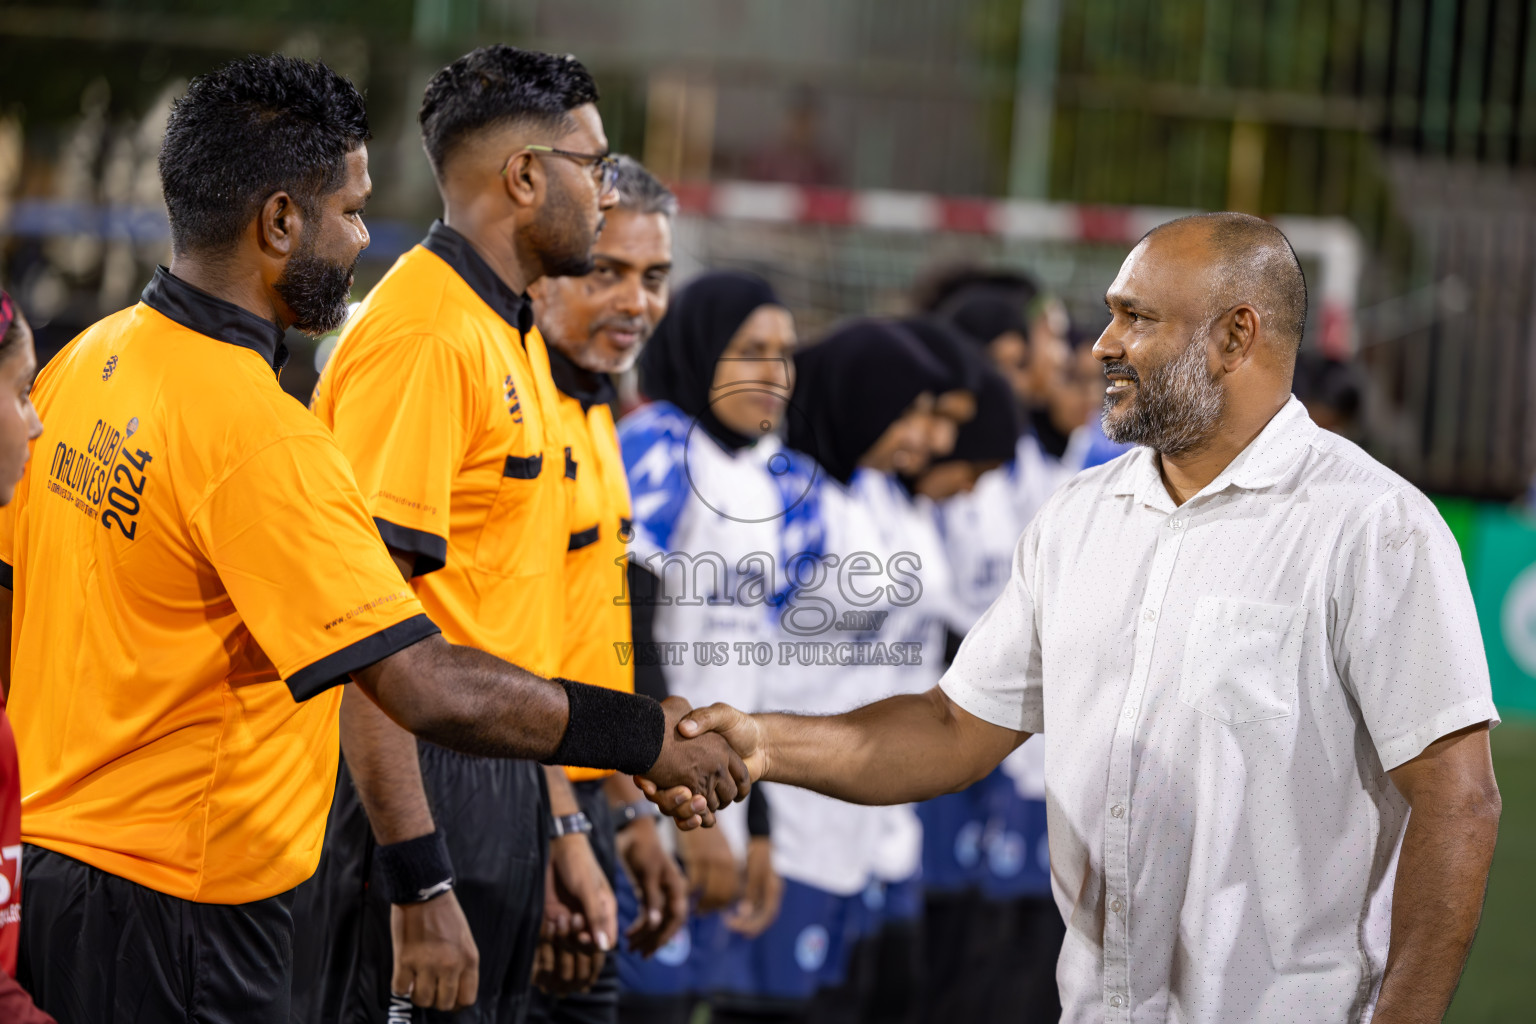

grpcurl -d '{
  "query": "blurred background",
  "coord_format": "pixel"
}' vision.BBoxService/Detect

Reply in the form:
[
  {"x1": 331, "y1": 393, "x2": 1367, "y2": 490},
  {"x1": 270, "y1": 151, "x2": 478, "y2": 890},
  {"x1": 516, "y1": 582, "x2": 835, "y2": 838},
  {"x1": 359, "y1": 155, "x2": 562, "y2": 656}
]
[{"x1": 1, "y1": 0, "x2": 1533, "y2": 1016}]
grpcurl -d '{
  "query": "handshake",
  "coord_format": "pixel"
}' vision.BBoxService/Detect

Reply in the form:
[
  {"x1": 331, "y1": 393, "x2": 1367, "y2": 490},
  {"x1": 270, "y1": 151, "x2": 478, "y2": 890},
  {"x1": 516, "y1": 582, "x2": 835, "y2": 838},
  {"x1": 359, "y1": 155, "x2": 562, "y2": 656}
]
[{"x1": 637, "y1": 697, "x2": 766, "y2": 830}]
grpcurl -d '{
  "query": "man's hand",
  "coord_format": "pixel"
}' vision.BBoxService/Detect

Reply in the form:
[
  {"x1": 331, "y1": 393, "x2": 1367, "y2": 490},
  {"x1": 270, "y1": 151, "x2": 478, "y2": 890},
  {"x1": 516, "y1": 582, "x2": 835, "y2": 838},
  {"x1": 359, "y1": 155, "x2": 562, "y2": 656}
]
[
  {"x1": 678, "y1": 702, "x2": 768, "y2": 781},
  {"x1": 724, "y1": 836, "x2": 783, "y2": 938},
  {"x1": 640, "y1": 697, "x2": 751, "y2": 824},
  {"x1": 615, "y1": 815, "x2": 689, "y2": 956},
  {"x1": 534, "y1": 834, "x2": 616, "y2": 995},
  {"x1": 390, "y1": 892, "x2": 480, "y2": 1012},
  {"x1": 638, "y1": 703, "x2": 766, "y2": 828},
  {"x1": 676, "y1": 821, "x2": 739, "y2": 914}
]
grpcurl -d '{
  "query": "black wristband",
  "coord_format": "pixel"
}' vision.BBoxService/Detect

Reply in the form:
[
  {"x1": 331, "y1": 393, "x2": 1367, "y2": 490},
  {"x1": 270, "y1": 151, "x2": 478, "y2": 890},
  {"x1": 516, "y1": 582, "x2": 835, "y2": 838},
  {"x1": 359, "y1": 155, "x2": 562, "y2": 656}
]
[
  {"x1": 375, "y1": 829, "x2": 455, "y2": 905},
  {"x1": 545, "y1": 679, "x2": 666, "y2": 777},
  {"x1": 747, "y1": 784, "x2": 772, "y2": 837}
]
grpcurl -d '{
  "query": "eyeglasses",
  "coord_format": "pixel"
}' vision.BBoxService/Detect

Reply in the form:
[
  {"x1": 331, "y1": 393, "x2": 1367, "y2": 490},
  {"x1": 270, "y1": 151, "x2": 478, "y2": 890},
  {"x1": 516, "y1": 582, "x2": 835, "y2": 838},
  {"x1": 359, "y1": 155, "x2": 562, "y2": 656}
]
[{"x1": 505, "y1": 145, "x2": 619, "y2": 196}]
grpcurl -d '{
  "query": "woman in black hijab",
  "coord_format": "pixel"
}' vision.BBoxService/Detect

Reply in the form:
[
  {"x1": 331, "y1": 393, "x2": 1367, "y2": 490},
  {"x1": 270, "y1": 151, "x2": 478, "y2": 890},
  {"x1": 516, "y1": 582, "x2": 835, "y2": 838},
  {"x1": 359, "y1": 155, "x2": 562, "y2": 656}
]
[
  {"x1": 620, "y1": 270, "x2": 796, "y2": 976},
  {"x1": 902, "y1": 317, "x2": 984, "y2": 418},
  {"x1": 787, "y1": 319, "x2": 952, "y2": 486},
  {"x1": 911, "y1": 364, "x2": 1022, "y2": 500},
  {"x1": 784, "y1": 319, "x2": 958, "y2": 1024},
  {"x1": 637, "y1": 269, "x2": 794, "y2": 450},
  {"x1": 899, "y1": 315, "x2": 993, "y2": 469}
]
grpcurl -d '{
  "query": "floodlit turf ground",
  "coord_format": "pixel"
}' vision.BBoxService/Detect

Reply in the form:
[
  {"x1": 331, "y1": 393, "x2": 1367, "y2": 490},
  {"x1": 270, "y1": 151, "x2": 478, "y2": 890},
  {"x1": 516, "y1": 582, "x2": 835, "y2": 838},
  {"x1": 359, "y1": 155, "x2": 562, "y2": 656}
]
[{"x1": 1446, "y1": 717, "x2": 1536, "y2": 1023}]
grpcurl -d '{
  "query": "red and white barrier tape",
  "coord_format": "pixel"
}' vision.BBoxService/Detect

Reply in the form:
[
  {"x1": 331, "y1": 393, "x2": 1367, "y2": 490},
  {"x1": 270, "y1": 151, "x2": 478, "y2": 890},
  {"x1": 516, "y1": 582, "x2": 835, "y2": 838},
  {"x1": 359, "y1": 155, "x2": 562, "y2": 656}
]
[{"x1": 672, "y1": 180, "x2": 1362, "y2": 358}]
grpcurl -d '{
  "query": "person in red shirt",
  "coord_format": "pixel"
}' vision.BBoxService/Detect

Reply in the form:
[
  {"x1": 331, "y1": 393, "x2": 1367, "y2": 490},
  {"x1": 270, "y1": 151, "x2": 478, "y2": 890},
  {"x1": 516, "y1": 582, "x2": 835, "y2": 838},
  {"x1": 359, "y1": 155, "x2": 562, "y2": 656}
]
[{"x1": 0, "y1": 290, "x2": 52, "y2": 1023}]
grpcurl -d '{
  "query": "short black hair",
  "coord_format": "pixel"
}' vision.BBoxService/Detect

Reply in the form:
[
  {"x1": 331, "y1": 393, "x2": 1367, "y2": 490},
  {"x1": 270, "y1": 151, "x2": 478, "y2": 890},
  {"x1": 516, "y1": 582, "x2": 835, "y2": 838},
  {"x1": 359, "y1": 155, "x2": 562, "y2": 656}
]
[
  {"x1": 159, "y1": 54, "x2": 370, "y2": 256},
  {"x1": 1147, "y1": 212, "x2": 1309, "y2": 351},
  {"x1": 612, "y1": 156, "x2": 677, "y2": 218},
  {"x1": 419, "y1": 45, "x2": 600, "y2": 176}
]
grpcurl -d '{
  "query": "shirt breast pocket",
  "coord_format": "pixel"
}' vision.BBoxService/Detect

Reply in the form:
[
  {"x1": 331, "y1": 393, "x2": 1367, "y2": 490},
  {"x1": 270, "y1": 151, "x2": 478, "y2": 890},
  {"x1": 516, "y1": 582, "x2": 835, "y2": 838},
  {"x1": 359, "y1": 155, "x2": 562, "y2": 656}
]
[
  {"x1": 1178, "y1": 597, "x2": 1303, "y2": 725},
  {"x1": 472, "y1": 448, "x2": 565, "y2": 578}
]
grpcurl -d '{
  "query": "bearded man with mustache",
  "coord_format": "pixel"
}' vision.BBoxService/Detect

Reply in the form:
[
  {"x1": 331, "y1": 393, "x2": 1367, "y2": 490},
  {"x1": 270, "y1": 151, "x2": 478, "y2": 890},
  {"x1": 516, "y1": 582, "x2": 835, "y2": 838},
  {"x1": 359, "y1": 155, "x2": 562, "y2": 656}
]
[{"x1": 661, "y1": 212, "x2": 1502, "y2": 1024}]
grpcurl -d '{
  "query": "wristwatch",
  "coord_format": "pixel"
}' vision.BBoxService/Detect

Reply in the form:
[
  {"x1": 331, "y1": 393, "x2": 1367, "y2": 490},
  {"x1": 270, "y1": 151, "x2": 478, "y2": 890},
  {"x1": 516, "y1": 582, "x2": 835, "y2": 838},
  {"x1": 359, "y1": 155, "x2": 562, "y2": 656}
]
[
  {"x1": 613, "y1": 799, "x2": 660, "y2": 832},
  {"x1": 549, "y1": 810, "x2": 593, "y2": 838}
]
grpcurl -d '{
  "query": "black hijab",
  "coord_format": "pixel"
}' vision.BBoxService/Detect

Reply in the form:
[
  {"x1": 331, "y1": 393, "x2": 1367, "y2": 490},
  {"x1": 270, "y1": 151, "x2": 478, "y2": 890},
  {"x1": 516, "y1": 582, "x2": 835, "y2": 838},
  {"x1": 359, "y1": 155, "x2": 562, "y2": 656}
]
[
  {"x1": 638, "y1": 270, "x2": 784, "y2": 451},
  {"x1": 939, "y1": 286, "x2": 1031, "y2": 349},
  {"x1": 900, "y1": 316, "x2": 988, "y2": 397},
  {"x1": 788, "y1": 319, "x2": 951, "y2": 486},
  {"x1": 946, "y1": 365, "x2": 1022, "y2": 464},
  {"x1": 898, "y1": 318, "x2": 1018, "y2": 487}
]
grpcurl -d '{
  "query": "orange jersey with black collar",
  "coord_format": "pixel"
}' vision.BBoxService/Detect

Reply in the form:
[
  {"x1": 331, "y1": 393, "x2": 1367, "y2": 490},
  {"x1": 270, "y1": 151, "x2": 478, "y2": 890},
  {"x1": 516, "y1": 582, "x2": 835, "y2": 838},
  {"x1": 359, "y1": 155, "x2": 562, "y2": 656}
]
[
  {"x1": 312, "y1": 222, "x2": 568, "y2": 676},
  {"x1": 548, "y1": 349, "x2": 635, "y2": 782},
  {"x1": 0, "y1": 268, "x2": 437, "y2": 904}
]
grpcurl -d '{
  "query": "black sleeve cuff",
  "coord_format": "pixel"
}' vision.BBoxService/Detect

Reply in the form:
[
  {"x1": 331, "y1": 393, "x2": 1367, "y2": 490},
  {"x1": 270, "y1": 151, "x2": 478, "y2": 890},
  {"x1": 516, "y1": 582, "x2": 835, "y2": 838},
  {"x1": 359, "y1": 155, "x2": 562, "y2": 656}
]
[
  {"x1": 287, "y1": 613, "x2": 440, "y2": 701},
  {"x1": 373, "y1": 518, "x2": 448, "y2": 577},
  {"x1": 747, "y1": 784, "x2": 771, "y2": 837},
  {"x1": 943, "y1": 627, "x2": 964, "y2": 669},
  {"x1": 627, "y1": 561, "x2": 668, "y2": 700},
  {"x1": 0, "y1": 560, "x2": 11, "y2": 591}
]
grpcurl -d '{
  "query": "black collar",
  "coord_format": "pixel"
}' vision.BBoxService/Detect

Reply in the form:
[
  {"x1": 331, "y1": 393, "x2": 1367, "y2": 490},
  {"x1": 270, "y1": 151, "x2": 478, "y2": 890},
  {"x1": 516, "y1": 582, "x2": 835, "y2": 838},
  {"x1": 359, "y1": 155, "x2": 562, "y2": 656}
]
[
  {"x1": 422, "y1": 221, "x2": 535, "y2": 335},
  {"x1": 547, "y1": 345, "x2": 618, "y2": 413},
  {"x1": 141, "y1": 266, "x2": 289, "y2": 375}
]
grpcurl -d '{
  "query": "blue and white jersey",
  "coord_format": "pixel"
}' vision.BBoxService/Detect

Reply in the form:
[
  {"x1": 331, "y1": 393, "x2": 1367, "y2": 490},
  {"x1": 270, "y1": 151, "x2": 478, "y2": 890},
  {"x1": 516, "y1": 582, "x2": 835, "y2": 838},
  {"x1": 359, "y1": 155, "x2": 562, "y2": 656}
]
[
  {"x1": 747, "y1": 465, "x2": 916, "y2": 897},
  {"x1": 755, "y1": 468, "x2": 958, "y2": 892},
  {"x1": 623, "y1": 399, "x2": 821, "y2": 606},
  {"x1": 844, "y1": 470, "x2": 976, "y2": 884},
  {"x1": 935, "y1": 433, "x2": 1068, "y2": 809},
  {"x1": 1061, "y1": 413, "x2": 1134, "y2": 473},
  {"x1": 620, "y1": 400, "x2": 815, "y2": 854},
  {"x1": 940, "y1": 432, "x2": 1065, "y2": 632}
]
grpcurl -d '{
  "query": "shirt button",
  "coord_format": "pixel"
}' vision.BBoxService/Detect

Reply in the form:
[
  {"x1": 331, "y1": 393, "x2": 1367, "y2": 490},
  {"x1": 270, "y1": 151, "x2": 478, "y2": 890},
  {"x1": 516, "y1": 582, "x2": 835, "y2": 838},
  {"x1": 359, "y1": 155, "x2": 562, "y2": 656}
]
[
  {"x1": 1110, "y1": 896, "x2": 1124, "y2": 914},
  {"x1": 1122, "y1": 705, "x2": 1138, "y2": 719},
  {"x1": 1111, "y1": 804, "x2": 1125, "y2": 818},
  {"x1": 1143, "y1": 607, "x2": 1157, "y2": 622},
  {"x1": 1170, "y1": 518, "x2": 1184, "y2": 530},
  {"x1": 1110, "y1": 994, "x2": 1124, "y2": 1008}
]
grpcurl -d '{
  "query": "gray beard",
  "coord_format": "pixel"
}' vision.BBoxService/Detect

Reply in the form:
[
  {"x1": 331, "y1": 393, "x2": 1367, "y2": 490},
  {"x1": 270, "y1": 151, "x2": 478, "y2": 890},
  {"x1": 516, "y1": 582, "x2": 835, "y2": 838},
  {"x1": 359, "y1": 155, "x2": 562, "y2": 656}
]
[{"x1": 1101, "y1": 332, "x2": 1224, "y2": 458}]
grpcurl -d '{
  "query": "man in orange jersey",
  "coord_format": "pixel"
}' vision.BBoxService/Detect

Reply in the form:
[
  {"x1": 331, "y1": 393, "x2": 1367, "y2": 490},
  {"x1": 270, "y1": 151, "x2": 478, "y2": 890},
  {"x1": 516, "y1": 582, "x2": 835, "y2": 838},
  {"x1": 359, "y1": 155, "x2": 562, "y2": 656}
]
[
  {"x1": 300, "y1": 48, "x2": 711, "y2": 1024},
  {"x1": 0, "y1": 55, "x2": 743, "y2": 1024}
]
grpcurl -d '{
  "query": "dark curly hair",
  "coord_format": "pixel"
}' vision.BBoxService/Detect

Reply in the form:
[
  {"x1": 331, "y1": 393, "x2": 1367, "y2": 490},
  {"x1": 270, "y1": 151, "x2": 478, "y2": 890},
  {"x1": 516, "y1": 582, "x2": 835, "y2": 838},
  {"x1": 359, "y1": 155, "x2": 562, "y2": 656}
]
[
  {"x1": 419, "y1": 45, "x2": 599, "y2": 176},
  {"x1": 158, "y1": 54, "x2": 370, "y2": 256}
]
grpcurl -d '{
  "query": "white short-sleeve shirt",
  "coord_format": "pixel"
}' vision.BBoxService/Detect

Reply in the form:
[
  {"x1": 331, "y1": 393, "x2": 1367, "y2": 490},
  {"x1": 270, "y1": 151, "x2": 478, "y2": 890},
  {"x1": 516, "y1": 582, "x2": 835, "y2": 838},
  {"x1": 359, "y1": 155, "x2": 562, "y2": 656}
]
[{"x1": 940, "y1": 396, "x2": 1498, "y2": 1024}]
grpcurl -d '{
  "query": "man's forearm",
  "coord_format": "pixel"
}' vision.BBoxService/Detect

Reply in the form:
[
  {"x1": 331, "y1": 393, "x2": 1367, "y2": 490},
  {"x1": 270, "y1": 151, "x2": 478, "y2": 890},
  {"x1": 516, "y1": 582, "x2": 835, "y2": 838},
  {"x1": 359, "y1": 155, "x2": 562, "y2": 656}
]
[
  {"x1": 605, "y1": 772, "x2": 645, "y2": 806},
  {"x1": 355, "y1": 638, "x2": 577, "y2": 762},
  {"x1": 1373, "y1": 795, "x2": 1500, "y2": 1022},
  {"x1": 757, "y1": 688, "x2": 1022, "y2": 805},
  {"x1": 340, "y1": 682, "x2": 436, "y2": 844},
  {"x1": 546, "y1": 764, "x2": 582, "y2": 816}
]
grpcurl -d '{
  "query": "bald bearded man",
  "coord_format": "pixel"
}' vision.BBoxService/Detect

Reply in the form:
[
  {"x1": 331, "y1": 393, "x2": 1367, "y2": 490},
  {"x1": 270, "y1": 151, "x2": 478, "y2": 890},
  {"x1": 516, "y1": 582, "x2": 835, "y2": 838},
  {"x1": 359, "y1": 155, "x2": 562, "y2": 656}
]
[{"x1": 663, "y1": 213, "x2": 1501, "y2": 1024}]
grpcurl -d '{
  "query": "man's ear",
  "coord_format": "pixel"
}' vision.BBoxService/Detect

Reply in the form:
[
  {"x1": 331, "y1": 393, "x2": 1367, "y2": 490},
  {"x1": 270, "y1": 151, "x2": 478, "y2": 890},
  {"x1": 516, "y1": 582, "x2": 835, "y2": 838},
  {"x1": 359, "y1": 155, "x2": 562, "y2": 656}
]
[
  {"x1": 256, "y1": 191, "x2": 301, "y2": 258},
  {"x1": 502, "y1": 149, "x2": 544, "y2": 210},
  {"x1": 1217, "y1": 304, "x2": 1260, "y2": 372}
]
